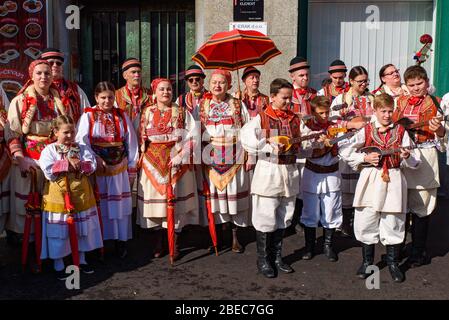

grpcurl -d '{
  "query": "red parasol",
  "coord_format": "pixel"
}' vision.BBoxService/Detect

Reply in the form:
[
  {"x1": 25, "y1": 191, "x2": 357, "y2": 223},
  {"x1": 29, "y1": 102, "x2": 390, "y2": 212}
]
[
  {"x1": 192, "y1": 29, "x2": 281, "y2": 91},
  {"x1": 202, "y1": 177, "x2": 218, "y2": 256},
  {"x1": 21, "y1": 168, "x2": 42, "y2": 273},
  {"x1": 64, "y1": 175, "x2": 80, "y2": 266},
  {"x1": 166, "y1": 167, "x2": 176, "y2": 266}
]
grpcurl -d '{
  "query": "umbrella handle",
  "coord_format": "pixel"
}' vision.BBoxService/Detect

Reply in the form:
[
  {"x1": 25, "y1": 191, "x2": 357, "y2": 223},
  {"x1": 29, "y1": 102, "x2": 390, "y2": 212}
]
[{"x1": 234, "y1": 42, "x2": 242, "y2": 97}]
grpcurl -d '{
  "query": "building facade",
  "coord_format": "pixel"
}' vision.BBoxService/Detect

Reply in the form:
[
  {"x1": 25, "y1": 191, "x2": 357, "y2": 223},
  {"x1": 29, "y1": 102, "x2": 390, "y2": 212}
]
[{"x1": 3, "y1": 0, "x2": 447, "y2": 101}]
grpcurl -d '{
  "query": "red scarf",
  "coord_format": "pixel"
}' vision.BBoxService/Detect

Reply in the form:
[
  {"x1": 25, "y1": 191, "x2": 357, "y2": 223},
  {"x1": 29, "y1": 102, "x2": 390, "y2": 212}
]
[
  {"x1": 408, "y1": 96, "x2": 424, "y2": 106},
  {"x1": 265, "y1": 105, "x2": 296, "y2": 122},
  {"x1": 296, "y1": 88, "x2": 308, "y2": 96}
]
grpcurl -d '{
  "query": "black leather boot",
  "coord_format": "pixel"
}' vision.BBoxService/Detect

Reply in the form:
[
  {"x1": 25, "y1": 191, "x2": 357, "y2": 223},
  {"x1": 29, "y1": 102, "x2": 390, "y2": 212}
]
[
  {"x1": 386, "y1": 245, "x2": 405, "y2": 283},
  {"x1": 256, "y1": 231, "x2": 275, "y2": 278},
  {"x1": 302, "y1": 227, "x2": 316, "y2": 260},
  {"x1": 356, "y1": 244, "x2": 375, "y2": 279},
  {"x1": 323, "y1": 228, "x2": 338, "y2": 262},
  {"x1": 340, "y1": 208, "x2": 354, "y2": 238},
  {"x1": 407, "y1": 215, "x2": 429, "y2": 268},
  {"x1": 272, "y1": 229, "x2": 293, "y2": 273}
]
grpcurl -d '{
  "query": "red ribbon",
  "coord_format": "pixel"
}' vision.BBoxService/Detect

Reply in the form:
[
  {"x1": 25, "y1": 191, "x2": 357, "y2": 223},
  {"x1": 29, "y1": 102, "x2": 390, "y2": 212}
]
[{"x1": 64, "y1": 192, "x2": 75, "y2": 213}]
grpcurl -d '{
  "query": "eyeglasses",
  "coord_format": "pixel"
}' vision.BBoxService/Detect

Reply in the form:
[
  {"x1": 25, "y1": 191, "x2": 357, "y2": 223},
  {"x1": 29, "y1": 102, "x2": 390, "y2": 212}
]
[
  {"x1": 48, "y1": 60, "x2": 63, "y2": 66},
  {"x1": 354, "y1": 78, "x2": 370, "y2": 85},
  {"x1": 383, "y1": 69, "x2": 400, "y2": 77},
  {"x1": 188, "y1": 77, "x2": 201, "y2": 83}
]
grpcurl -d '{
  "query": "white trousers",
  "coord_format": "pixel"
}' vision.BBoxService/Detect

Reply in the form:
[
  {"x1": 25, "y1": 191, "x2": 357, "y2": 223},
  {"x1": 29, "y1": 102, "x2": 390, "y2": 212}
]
[
  {"x1": 408, "y1": 188, "x2": 437, "y2": 217},
  {"x1": 252, "y1": 195, "x2": 295, "y2": 233},
  {"x1": 301, "y1": 191, "x2": 342, "y2": 229},
  {"x1": 354, "y1": 207, "x2": 405, "y2": 245}
]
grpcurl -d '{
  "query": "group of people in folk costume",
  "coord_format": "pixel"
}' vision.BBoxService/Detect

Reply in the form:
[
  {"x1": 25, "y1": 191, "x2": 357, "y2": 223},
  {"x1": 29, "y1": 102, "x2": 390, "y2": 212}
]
[{"x1": 0, "y1": 46, "x2": 447, "y2": 284}]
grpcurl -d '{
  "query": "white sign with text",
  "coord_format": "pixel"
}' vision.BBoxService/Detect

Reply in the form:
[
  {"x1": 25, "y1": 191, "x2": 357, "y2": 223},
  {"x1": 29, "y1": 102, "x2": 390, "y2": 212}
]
[{"x1": 229, "y1": 22, "x2": 267, "y2": 35}]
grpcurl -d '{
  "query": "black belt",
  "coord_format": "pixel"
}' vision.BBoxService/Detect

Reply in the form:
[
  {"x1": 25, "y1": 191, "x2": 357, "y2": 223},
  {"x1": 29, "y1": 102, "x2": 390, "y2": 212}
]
[{"x1": 305, "y1": 160, "x2": 339, "y2": 174}]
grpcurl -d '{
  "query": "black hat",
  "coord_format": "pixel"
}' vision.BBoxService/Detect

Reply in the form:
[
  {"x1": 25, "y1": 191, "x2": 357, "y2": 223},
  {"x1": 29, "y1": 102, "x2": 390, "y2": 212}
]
[
  {"x1": 121, "y1": 58, "x2": 142, "y2": 72},
  {"x1": 40, "y1": 48, "x2": 64, "y2": 61},
  {"x1": 184, "y1": 65, "x2": 206, "y2": 80},
  {"x1": 328, "y1": 59, "x2": 347, "y2": 74},
  {"x1": 289, "y1": 56, "x2": 310, "y2": 73},
  {"x1": 241, "y1": 66, "x2": 260, "y2": 81}
]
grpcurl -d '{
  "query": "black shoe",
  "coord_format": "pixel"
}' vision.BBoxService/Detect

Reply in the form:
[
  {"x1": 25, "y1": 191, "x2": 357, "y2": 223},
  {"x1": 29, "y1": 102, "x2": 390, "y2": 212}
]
[
  {"x1": 6, "y1": 231, "x2": 21, "y2": 247},
  {"x1": 272, "y1": 229, "x2": 293, "y2": 273},
  {"x1": 256, "y1": 231, "x2": 275, "y2": 278},
  {"x1": 79, "y1": 264, "x2": 95, "y2": 274},
  {"x1": 407, "y1": 248, "x2": 428, "y2": 268},
  {"x1": 407, "y1": 214, "x2": 429, "y2": 268},
  {"x1": 302, "y1": 227, "x2": 316, "y2": 260},
  {"x1": 274, "y1": 256, "x2": 294, "y2": 273},
  {"x1": 386, "y1": 245, "x2": 404, "y2": 283},
  {"x1": 55, "y1": 269, "x2": 69, "y2": 280},
  {"x1": 116, "y1": 241, "x2": 128, "y2": 259},
  {"x1": 323, "y1": 228, "x2": 338, "y2": 262},
  {"x1": 356, "y1": 244, "x2": 375, "y2": 279}
]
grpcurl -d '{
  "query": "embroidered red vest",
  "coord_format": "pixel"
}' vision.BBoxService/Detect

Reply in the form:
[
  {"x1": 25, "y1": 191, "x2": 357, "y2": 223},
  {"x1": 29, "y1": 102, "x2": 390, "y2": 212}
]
[
  {"x1": 393, "y1": 95, "x2": 439, "y2": 143},
  {"x1": 291, "y1": 87, "x2": 317, "y2": 115},
  {"x1": 242, "y1": 92, "x2": 269, "y2": 119},
  {"x1": 323, "y1": 83, "x2": 349, "y2": 102},
  {"x1": 54, "y1": 79, "x2": 82, "y2": 123},
  {"x1": 364, "y1": 123, "x2": 405, "y2": 170},
  {"x1": 259, "y1": 106, "x2": 301, "y2": 154},
  {"x1": 178, "y1": 91, "x2": 206, "y2": 113},
  {"x1": 304, "y1": 119, "x2": 339, "y2": 158}
]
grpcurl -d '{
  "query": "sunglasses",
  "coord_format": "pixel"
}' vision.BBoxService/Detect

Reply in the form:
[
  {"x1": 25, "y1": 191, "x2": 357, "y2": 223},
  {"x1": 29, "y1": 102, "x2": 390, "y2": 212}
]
[
  {"x1": 188, "y1": 77, "x2": 201, "y2": 83},
  {"x1": 48, "y1": 60, "x2": 63, "y2": 66}
]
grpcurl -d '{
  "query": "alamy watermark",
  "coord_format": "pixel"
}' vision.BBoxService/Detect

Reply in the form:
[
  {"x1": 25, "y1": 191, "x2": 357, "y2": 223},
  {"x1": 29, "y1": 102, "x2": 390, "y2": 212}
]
[
  {"x1": 365, "y1": 5, "x2": 380, "y2": 30},
  {"x1": 65, "y1": 5, "x2": 81, "y2": 30},
  {"x1": 365, "y1": 265, "x2": 380, "y2": 290},
  {"x1": 64, "y1": 265, "x2": 80, "y2": 290}
]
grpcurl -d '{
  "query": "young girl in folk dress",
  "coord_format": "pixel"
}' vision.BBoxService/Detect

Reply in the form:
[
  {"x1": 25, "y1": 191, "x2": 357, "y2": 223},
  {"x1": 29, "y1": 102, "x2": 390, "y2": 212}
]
[
  {"x1": 40, "y1": 115, "x2": 103, "y2": 279},
  {"x1": 76, "y1": 82, "x2": 138, "y2": 259}
]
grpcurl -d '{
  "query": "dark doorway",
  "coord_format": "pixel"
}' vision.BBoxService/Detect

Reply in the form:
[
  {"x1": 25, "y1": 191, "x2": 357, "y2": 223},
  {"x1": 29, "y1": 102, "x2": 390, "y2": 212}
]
[{"x1": 79, "y1": 0, "x2": 195, "y2": 100}]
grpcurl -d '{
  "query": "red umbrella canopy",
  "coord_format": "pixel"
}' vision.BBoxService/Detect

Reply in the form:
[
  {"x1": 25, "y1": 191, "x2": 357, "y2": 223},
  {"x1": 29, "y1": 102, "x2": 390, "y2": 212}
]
[{"x1": 192, "y1": 29, "x2": 282, "y2": 71}]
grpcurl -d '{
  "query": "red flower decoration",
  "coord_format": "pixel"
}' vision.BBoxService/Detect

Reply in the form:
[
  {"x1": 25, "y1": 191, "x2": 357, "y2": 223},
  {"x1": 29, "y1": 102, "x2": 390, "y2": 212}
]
[
  {"x1": 420, "y1": 34, "x2": 433, "y2": 44},
  {"x1": 24, "y1": 96, "x2": 37, "y2": 107},
  {"x1": 203, "y1": 92, "x2": 213, "y2": 100},
  {"x1": 61, "y1": 95, "x2": 71, "y2": 107}
]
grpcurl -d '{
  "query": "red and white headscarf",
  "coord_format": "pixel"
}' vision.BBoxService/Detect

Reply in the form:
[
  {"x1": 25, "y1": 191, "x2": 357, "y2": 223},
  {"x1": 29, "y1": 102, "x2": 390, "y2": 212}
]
[
  {"x1": 211, "y1": 69, "x2": 232, "y2": 88},
  {"x1": 28, "y1": 59, "x2": 50, "y2": 79},
  {"x1": 151, "y1": 78, "x2": 171, "y2": 93},
  {"x1": 17, "y1": 60, "x2": 51, "y2": 95}
]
